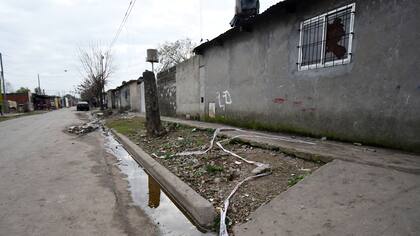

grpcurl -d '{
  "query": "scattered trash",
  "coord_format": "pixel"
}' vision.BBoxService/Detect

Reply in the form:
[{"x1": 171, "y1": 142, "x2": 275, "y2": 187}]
[
  {"x1": 321, "y1": 137, "x2": 327, "y2": 141},
  {"x1": 251, "y1": 164, "x2": 271, "y2": 175},
  {"x1": 299, "y1": 168, "x2": 311, "y2": 172},
  {"x1": 214, "y1": 178, "x2": 222, "y2": 184},
  {"x1": 234, "y1": 161, "x2": 242, "y2": 165},
  {"x1": 353, "y1": 142, "x2": 363, "y2": 146},
  {"x1": 67, "y1": 119, "x2": 102, "y2": 135},
  {"x1": 175, "y1": 127, "x2": 274, "y2": 236},
  {"x1": 220, "y1": 172, "x2": 271, "y2": 236}
]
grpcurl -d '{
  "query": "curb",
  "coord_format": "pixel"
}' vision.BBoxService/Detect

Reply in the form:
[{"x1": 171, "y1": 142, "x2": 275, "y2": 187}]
[{"x1": 110, "y1": 129, "x2": 216, "y2": 231}]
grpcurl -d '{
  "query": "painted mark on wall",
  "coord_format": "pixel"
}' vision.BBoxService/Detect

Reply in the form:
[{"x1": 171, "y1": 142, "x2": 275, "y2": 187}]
[
  {"x1": 273, "y1": 97, "x2": 286, "y2": 104},
  {"x1": 217, "y1": 90, "x2": 232, "y2": 111},
  {"x1": 405, "y1": 95, "x2": 410, "y2": 105}
]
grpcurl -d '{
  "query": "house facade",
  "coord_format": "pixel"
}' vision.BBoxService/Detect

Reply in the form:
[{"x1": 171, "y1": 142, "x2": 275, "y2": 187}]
[
  {"x1": 169, "y1": 0, "x2": 420, "y2": 152},
  {"x1": 6, "y1": 92, "x2": 34, "y2": 112},
  {"x1": 107, "y1": 78, "x2": 145, "y2": 112}
]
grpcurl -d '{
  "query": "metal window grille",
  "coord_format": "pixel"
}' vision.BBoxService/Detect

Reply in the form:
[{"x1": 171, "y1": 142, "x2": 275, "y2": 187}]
[{"x1": 298, "y1": 3, "x2": 355, "y2": 71}]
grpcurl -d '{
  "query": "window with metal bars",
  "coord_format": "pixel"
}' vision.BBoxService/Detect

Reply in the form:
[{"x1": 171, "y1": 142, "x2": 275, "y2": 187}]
[{"x1": 298, "y1": 3, "x2": 355, "y2": 71}]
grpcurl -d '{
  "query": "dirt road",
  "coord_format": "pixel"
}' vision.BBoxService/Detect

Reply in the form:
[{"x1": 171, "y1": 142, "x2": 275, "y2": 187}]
[{"x1": 0, "y1": 108, "x2": 158, "y2": 236}]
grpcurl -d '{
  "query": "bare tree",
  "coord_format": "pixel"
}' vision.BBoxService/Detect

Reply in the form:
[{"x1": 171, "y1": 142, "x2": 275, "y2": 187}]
[
  {"x1": 77, "y1": 44, "x2": 113, "y2": 109},
  {"x1": 157, "y1": 38, "x2": 196, "y2": 72}
]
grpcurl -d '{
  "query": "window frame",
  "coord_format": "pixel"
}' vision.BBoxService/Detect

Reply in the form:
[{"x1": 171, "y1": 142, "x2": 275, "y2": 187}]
[{"x1": 298, "y1": 3, "x2": 356, "y2": 71}]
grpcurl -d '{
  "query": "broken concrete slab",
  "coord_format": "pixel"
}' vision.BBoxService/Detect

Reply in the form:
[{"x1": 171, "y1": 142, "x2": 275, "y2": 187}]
[{"x1": 233, "y1": 160, "x2": 420, "y2": 236}]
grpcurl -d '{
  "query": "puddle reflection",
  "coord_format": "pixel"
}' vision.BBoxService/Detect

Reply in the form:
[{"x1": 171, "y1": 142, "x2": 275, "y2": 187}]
[
  {"x1": 148, "y1": 175, "x2": 161, "y2": 209},
  {"x1": 104, "y1": 134, "x2": 214, "y2": 236}
]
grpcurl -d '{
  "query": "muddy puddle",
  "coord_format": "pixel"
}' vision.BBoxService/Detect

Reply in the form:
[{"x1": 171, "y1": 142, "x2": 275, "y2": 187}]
[{"x1": 104, "y1": 133, "x2": 215, "y2": 236}]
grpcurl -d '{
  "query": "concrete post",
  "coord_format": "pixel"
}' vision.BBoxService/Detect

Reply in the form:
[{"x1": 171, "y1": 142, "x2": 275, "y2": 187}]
[{"x1": 143, "y1": 70, "x2": 163, "y2": 136}]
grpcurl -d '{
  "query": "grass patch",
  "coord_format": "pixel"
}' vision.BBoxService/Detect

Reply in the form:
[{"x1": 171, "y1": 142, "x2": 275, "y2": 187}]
[
  {"x1": 106, "y1": 117, "x2": 145, "y2": 136},
  {"x1": 287, "y1": 173, "x2": 309, "y2": 187},
  {"x1": 205, "y1": 164, "x2": 224, "y2": 173},
  {"x1": 0, "y1": 116, "x2": 13, "y2": 122}
]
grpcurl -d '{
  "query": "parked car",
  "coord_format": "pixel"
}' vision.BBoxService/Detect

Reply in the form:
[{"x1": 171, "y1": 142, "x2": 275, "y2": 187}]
[{"x1": 76, "y1": 101, "x2": 90, "y2": 111}]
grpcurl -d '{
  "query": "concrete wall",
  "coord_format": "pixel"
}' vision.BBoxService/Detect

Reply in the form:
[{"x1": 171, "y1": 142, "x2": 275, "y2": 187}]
[
  {"x1": 175, "y1": 56, "x2": 201, "y2": 119},
  {"x1": 129, "y1": 81, "x2": 141, "y2": 112},
  {"x1": 139, "y1": 82, "x2": 146, "y2": 113},
  {"x1": 198, "y1": 0, "x2": 420, "y2": 152},
  {"x1": 119, "y1": 83, "x2": 131, "y2": 111},
  {"x1": 157, "y1": 67, "x2": 177, "y2": 117}
]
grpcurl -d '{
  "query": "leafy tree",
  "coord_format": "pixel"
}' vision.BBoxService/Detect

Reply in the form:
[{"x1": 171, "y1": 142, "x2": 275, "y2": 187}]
[
  {"x1": 15, "y1": 87, "x2": 30, "y2": 93},
  {"x1": 157, "y1": 38, "x2": 196, "y2": 72}
]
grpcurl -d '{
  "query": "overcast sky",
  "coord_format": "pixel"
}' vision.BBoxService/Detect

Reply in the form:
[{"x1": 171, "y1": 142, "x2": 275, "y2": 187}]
[{"x1": 0, "y1": 0, "x2": 280, "y2": 96}]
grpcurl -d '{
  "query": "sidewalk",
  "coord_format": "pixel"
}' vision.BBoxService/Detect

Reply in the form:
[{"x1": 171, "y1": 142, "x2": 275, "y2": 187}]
[
  {"x1": 132, "y1": 113, "x2": 420, "y2": 174},
  {"x1": 234, "y1": 160, "x2": 420, "y2": 236},
  {"x1": 129, "y1": 113, "x2": 420, "y2": 235}
]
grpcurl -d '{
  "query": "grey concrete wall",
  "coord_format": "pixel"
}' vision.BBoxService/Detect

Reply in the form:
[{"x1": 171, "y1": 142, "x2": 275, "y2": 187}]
[
  {"x1": 157, "y1": 67, "x2": 177, "y2": 117},
  {"x1": 139, "y1": 82, "x2": 146, "y2": 113},
  {"x1": 129, "y1": 81, "x2": 141, "y2": 112},
  {"x1": 175, "y1": 56, "x2": 201, "y2": 119},
  {"x1": 119, "y1": 84, "x2": 130, "y2": 111},
  {"x1": 199, "y1": 0, "x2": 420, "y2": 152}
]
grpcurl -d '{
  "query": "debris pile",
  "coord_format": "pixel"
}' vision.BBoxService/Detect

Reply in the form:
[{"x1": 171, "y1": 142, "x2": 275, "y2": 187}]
[
  {"x1": 68, "y1": 119, "x2": 102, "y2": 135},
  {"x1": 106, "y1": 117, "x2": 322, "y2": 233}
]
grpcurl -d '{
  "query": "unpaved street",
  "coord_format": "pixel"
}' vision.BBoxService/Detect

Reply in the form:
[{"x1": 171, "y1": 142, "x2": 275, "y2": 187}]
[{"x1": 0, "y1": 109, "x2": 157, "y2": 236}]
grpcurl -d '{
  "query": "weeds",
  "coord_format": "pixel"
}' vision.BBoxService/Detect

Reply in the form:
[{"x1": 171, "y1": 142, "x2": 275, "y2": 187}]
[
  {"x1": 205, "y1": 164, "x2": 224, "y2": 173},
  {"x1": 287, "y1": 173, "x2": 309, "y2": 187}
]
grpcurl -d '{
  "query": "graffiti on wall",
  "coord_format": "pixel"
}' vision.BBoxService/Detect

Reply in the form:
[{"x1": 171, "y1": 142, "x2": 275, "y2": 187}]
[{"x1": 217, "y1": 90, "x2": 232, "y2": 111}]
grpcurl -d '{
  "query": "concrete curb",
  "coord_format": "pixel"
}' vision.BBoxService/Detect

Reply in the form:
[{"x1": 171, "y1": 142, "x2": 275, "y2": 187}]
[{"x1": 110, "y1": 129, "x2": 216, "y2": 231}]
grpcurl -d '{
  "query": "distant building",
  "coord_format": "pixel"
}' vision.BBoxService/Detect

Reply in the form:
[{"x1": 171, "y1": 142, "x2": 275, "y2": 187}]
[{"x1": 6, "y1": 91, "x2": 34, "y2": 112}]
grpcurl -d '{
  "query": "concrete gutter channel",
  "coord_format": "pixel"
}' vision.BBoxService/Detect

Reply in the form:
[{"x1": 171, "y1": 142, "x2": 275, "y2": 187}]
[{"x1": 110, "y1": 129, "x2": 216, "y2": 232}]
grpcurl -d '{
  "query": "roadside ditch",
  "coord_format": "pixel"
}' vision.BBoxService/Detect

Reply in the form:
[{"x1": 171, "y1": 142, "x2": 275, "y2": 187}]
[{"x1": 106, "y1": 115, "x2": 323, "y2": 234}]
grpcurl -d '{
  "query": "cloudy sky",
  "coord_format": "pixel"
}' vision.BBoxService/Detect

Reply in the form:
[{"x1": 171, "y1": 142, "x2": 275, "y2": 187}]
[{"x1": 0, "y1": 0, "x2": 280, "y2": 96}]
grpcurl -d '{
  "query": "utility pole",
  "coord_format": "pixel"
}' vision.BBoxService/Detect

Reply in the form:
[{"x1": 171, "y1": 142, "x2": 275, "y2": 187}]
[
  {"x1": 0, "y1": 53, "x2": 8, "y2": 114},
  {"x1": 37, "y1": 74, "x2": 41, "y2": 94}
]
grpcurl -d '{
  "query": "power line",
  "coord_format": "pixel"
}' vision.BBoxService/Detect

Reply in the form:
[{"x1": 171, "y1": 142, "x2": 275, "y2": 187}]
[{"x1": 109, "y1": 0, "x2": 137, "y2": 49}]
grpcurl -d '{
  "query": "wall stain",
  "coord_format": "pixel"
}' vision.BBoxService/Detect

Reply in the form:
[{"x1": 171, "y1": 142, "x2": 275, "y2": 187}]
[{"x1": 273, "y1": 97, "x2": 286, "y2": 104}]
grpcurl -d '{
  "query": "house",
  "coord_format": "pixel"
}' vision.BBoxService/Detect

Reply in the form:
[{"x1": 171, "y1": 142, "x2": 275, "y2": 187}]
[
  {"x1": 33, "y1": 94, "x2": 53, "y2": 110},
  {"x1": 106, "y1": 89, "x2": 116, "y2": 109},
  {"x1": 6, "y1": 92, "x2": 34, "y2": 112},
  {"x1": 110, "y1": 78, "x2": 145, "y2": 112},
  {"x1": 165, "y1": 0, "x2": 420, "y2": 152}
]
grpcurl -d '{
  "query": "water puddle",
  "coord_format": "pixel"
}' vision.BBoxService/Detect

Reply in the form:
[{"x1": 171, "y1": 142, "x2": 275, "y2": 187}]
[{"x1": 104, "y1": 133, "x2": 215, "y2": 236}]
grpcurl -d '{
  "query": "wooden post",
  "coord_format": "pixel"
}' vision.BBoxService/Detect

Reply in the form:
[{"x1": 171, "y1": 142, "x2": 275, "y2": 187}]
[{"x1": 143, "y1": 70, "x2": 163, "y2": 136}]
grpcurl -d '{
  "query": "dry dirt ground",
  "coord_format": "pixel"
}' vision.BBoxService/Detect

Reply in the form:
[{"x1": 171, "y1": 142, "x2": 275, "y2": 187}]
[{"x1": 106, "y1": 116, "x2": 322, "y2": 228}]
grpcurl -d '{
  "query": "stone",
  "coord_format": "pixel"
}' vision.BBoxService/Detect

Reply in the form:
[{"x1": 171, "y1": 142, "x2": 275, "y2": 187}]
[{"x1": 251, "y1": 164, "x2": 271, "y2": 175}]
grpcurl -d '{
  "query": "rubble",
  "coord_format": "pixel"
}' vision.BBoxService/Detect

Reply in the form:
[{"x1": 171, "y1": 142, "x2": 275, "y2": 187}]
[
  {"x1": 67, "y1": 119, "x2": 102, "y2": 135},
  {"x1": 106, "y1": 117, "x2": 323, "y2": 231}
]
